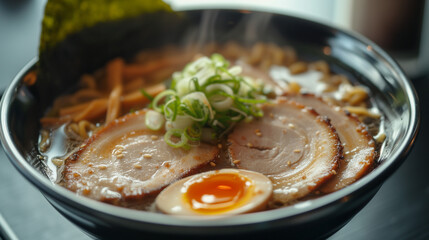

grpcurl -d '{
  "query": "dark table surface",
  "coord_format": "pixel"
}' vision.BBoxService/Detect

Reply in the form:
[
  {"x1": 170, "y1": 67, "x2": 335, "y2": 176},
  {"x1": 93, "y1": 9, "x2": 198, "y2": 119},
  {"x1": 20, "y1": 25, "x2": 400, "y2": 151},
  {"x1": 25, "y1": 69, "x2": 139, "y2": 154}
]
[{"x1": 1, "y1": 1, "x2": 428, "y2": 239}]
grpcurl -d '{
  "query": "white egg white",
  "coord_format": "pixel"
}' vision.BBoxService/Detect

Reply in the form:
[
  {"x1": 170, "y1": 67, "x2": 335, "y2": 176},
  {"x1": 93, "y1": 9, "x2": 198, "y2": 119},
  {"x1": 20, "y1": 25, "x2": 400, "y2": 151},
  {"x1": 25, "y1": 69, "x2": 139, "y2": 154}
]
[{"x1": 155, "y1": 169, "x2": 273, "y2": 216}]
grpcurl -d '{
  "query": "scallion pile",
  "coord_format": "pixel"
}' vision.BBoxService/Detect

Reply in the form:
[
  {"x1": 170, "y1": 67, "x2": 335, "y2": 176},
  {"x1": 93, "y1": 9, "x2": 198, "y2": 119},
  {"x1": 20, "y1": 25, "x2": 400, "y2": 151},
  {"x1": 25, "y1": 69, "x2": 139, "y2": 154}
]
[{"x1": 144, "y1": 54, "x2": 267, "y2": 149}]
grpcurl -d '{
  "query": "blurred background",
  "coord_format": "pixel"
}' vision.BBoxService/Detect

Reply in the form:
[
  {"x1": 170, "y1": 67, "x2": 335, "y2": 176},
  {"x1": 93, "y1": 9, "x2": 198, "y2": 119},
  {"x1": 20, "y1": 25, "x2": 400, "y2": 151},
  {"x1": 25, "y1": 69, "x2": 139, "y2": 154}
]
[{"x1": 0, "y1": 0, "x2": 428, "y2": 239}]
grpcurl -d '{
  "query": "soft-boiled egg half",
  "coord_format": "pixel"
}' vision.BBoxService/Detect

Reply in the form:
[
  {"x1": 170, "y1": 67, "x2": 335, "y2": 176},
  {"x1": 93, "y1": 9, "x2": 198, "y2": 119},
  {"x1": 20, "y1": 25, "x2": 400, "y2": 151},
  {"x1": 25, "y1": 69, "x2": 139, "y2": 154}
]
[{"x1": 155, "y1": 169, "x2": 273, "y2": 216}]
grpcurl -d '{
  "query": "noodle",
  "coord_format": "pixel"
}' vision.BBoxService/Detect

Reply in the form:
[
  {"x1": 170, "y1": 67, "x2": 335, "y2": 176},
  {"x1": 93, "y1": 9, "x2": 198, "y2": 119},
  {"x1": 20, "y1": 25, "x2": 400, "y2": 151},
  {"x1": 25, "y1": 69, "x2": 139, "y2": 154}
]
[
  {"x1": 77, "y1": 120, "x2": 96, "y2": 138},
  {"x1": 73, "y1": 98, "x2": 109, "y2": 122},
  {"x1": 268, "y1": 43, "x2": 285, "y2": 66},
  {"x1": 288, "y1": 82, "x2": 301, "y2": 94},
  {"x1": 106, "y1": 85, "x2": 123, "y2": 124},
  {"x1": 289, "y1": 61, "x2": 308, "y2": 75},
  {"x1": 39, "y1": 129, "x2": 50, "y2": 152},
  {"x1": 105, "y1": 58, "x2": 124, "y2": 124},
  {"x1": 259, "y1": 57, "x2": 272, "y2": 71},
  {"x1": 217, "y1": 42, "x2": 245, "y2": 60},
  {"x1": 106, "y1": 58, "x2": 124, "y2": 91},
  {"x1": 59, "y1": 99, "x2": 105, "y2": 117},
  {"x1": 282, "y1": 46, "x2": 297, "y2": 66},
  {"x1": 122, "y1": 55, "x2": 189, "y2": 80},
  {"x1": 342, "y1": 86, "x2": 368, "y2": 106},
  {"x1": 310, "y1": 61, "x2": 330, "y2": 75},
  {"x1": 80, "y1": 74, "x2": 97, "y2": 89},
  {"x1": 51, "y1": 83, "x2": 165, "y2": 122},
  {"x1": 40, "y1": 116, "x2": 72, "y2": 126},
  {"x1": 123, "y1": 78, "x2": 145, "y2": 94},
  {"x1": 247, "y1": 42, "x2": 265, "y2": 65},
  {"x1": 68, "y1": 123, "x2": 80, "y2": 136},
  {"x1": 67, "y1": 120, "x2": 97, "y2": 139},
  {"x1": 329, "y1": 75, "x2": 348, "y2": 86},
  {"x1": 40, "y1": 54, "x2": 167, "y2": 125},
  {"x1": 70, "y1": 89, "x2": 104, "y2": 102},
  {"x1": 121, "y1": 83, "x2": 165, "y2": 110},
  {"x1": 344, "y1": 106, "x2": 380, "y2": 118}
]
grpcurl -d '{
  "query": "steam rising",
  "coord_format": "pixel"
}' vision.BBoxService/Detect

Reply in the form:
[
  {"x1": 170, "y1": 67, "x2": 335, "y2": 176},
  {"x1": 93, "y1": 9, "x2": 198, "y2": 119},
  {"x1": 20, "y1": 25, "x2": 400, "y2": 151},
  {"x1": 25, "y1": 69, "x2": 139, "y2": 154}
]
[{"x1": 181, "y1": 10, "x2": 277, "y2": 53}]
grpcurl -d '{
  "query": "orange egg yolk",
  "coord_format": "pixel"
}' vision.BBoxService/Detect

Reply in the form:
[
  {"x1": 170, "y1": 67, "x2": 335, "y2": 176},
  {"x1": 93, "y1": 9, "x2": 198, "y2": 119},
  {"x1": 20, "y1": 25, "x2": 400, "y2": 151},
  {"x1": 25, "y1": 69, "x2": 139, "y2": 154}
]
[{"x1": 183, "y1": 173, "x2": 253, "y2": 214}]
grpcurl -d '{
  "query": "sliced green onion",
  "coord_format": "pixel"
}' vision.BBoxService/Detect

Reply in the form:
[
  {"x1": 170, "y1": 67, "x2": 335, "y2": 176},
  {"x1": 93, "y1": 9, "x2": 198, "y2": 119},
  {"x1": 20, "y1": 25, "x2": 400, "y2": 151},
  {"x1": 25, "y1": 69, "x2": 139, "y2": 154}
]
[
  {"x1": 185, "y1": 124, "x2": 202, "y2": 142},
  {"x1": 145, "y1": 110, "x2": 164, "y2": 131},
  {"x1": 228, "y1": 65, "x2": 242, "y2": 75},
  {"x1": 206, "y1": 84, "x2": 234, "y2": 112},
  {"x1": 236, "y1": 97, "x2": 267, "y2": 104},
  {"x1": 182, "y1": 92, "x2": 214, "y2": 121},
  {"x1": 164, "y1": 98, "x2": 180, "y2": 121},
  {"x1": 191, "y1": 77, "x2": 201, "y2": 92},
  {"x1": 164, "y1": 128, "x2": 188, "y2": 148},
  {"x1": 169, "y1": 115, "x2": 194, "y2": 130},
  {"x1": 140, "y1": 89, "x2": 154, "y2": 101},
  {"x1": 181, "y1": 100, "x2": 207, "y2": 122},
  {"x1": 152, "y1": 90, "x2": 177, "y2": 112},
  {"x1": 146, "y1": 53, "x2": 267, "y2": 149},
  {"x1": 230, "y1": 107, "x2": 248, "y2": 118},
  {"x1": 249, "y1": 104, "x2": 264, "y2": 117}
]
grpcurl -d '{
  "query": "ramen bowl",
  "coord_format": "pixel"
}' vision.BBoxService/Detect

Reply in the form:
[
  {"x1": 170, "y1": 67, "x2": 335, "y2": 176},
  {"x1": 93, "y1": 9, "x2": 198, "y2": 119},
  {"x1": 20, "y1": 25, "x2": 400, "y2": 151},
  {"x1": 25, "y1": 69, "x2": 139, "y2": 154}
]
[{"x1": 0, "y1": 9, "x2": 419, "y2": 239}]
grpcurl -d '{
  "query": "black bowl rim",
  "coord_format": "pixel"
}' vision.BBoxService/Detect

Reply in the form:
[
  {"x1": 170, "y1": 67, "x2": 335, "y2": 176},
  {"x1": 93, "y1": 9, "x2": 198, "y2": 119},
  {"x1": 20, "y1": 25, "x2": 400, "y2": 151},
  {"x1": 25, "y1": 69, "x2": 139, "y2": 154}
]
[{"x1": 0, "y1": 9, "x2": 420, "y2": 228}]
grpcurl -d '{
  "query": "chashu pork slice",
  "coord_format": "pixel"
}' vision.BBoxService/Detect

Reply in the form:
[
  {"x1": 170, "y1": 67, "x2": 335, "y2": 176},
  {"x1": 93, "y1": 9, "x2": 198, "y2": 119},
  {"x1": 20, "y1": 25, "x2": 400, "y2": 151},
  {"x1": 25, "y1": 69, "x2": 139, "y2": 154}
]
[
  {"x1": 286, "y1": 94, "x2": 375, "y2": 193},
  {"x1": 63, "y1": 109, "x2": 219, "y2": 204},
  {"x1": 228, "y1": 98, "x2": 342, "y2": 205}
]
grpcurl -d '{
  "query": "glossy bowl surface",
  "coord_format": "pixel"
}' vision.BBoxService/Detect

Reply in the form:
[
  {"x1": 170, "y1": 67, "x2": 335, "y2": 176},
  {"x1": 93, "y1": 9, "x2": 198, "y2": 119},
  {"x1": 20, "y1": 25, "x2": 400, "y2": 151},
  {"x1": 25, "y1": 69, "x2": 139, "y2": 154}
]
[{"x1": 0, "y1": 9, "x2": 419, "y2": 240}]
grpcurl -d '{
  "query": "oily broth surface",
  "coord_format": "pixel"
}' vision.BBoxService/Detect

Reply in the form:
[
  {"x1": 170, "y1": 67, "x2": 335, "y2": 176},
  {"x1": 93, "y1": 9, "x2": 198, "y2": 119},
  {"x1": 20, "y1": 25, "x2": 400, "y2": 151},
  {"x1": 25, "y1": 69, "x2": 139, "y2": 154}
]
[{"x1": 37, "y1": 43, "x2": 384, "y2": 211}]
